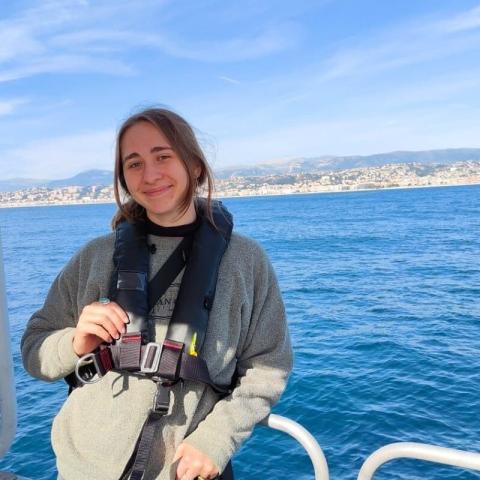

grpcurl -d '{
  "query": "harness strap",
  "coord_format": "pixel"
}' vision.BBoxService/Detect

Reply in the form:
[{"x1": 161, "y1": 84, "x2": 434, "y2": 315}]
[
  {"x1": 148, "y1": 236, "x2": 192, "y2": 310},
  {"x1": 179, "y1": 354, "x2": 230, "y2": 395},
  {"x1": 125, "y1": 383, "x2": 173, "y2": 480},
  {"x1": 118, "y1": 333, "x2": 142, "y2": 370},
  {"x1": 72, "y1": 237, "x2": 191, "y2": 385},
  {"x1": 111, "y1": 221, "x2": 149, "y2": 342},
  {"x1": 69, "y1": 201, "x2": 235, "y2": 478},
  {"x1": 124, "y1": 343, "x2": 231, "y2": 479},
  {"x1": 110, "y1": 237, "x2": 190, "y2": 373},
  {"x1": 83, "y1": 339, "x2": 231, "y2": 395},
  {"x1": 156, "y1": 339, "x2": 183, "y2": 380}
]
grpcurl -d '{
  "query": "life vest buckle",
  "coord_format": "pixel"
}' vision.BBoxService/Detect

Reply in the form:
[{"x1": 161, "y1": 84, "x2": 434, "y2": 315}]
[
  {"x1": 140, "y1": 342, "x2": 162, "y2": 373},
  {"x1": 152, "y1": 382, "x2": 172, "y2": 416},
  {"x1": 75, "y1": 352, "x2": 103, "y2": 385}
]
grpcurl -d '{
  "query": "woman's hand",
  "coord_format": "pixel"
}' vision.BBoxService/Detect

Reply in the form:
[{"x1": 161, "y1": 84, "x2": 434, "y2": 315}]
[
  {"x1": 72, "y1": 300, "x2": 129, "y2": 356},
  {"x1": 173, "y1": 443, "x2": 220, "y2": 480}
]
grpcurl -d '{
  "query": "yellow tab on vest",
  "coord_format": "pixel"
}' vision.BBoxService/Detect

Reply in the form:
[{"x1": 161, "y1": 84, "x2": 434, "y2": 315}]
[{"x1": 189, "y1": 332, "x2": 198, "y2": 357}]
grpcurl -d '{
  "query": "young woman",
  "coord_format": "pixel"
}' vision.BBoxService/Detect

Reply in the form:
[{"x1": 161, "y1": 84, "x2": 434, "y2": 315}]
[{"x1": 21, "y1": 108, "x2": 293, "y2": 480}]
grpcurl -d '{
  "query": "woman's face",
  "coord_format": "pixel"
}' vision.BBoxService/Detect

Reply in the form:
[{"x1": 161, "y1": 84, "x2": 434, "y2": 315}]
[{"x1": 121, "y1": 121, "x2": 198, "y2": 226}]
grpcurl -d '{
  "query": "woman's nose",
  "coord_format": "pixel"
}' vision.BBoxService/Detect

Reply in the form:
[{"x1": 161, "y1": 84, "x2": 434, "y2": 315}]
[{"x1": 142, "y1": 160, "x2": 162, "y2": 183}]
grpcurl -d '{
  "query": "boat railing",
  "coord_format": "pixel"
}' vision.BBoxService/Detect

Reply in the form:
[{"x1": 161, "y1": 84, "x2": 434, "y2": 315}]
[
  {"x1": 357, "y1": 442, "x2": 480, "y2": 480},
  {"x1": 261, "y1": 413, "x2": 330, "y2": 480},
  {"x1": 0, "y1": 233, "x2": 16, "y2": 459}
]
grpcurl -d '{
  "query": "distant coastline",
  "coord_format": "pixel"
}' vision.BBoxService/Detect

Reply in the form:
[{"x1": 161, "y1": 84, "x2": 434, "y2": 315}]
[
  {"x1": 1, "y1": 180, "x2": 479, "y2": 209},
  {"x1": 1, "y1": 160, "x2": 479, "y2": 208}
]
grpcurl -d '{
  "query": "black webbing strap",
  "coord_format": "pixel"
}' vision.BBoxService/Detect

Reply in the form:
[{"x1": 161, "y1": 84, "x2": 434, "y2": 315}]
[
  {"x1": 111, "y1": 220, "x2": 150, "y2": 342},
  {"x1": 67, "y1": 237, "x2": 193, "y2": 389},
  {"x1": 123, "y1": 340, "x2": 184, "y2": 479},
  {"x1": 128, "y1": 415, "x2": 156, "y2": 480},
  {"x1": 123, "y1": 382, "x2": 172, "y2": 480},
  {"x1": 148, "y1": 236, "x2": 192, "y2": 311},
  {"x1": 123, "y1": 347, "x2": 231, "y2": 479},
  {"x1": 156, "y1": 340, "x2": 183, "y2": 380},
  {"x1": 124, "y1": 381, "x2": 233, "y2": 480},
  {"x1": 165, "y1": 206, "x2": 232, "y2": 353},
  {"x1": 118, "y1": 240, "x2": 192, "y2": 479},
  {"x1": 113, "y1": 236, "x2": 191, "y2": 372},
  {"x1": 118, "y1": 333, "x2": 142, "y2": 370},
  {"x1": 121, "y1": 214, "x2": 231, "y2": 478},
  {"x1": 179, "y1": 354, "x2": 230, "y2": 395}
]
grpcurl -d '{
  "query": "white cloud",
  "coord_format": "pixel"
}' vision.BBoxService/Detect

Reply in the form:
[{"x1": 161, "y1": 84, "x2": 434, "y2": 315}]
[
  {"x1": 0, "y1": 98, "x2": 29, "y2": 117},
  {"x1": 0, "y1": 1, "x2": 301, "y2": 85},
  {"x1": 219, "y1": 76, "x2": 241, "y2": 85},
  {"x1": 382, "y1": 72, "x2": 480, "y2": 107},
  {"x1": 148, "y1": 23, "x2": 302, "y2": 62},
  {"x1": 187, "y1": 4, "x2": 480, "y2": 134},
  {"x1": 3, "y1": 129, "x2": 116, "y2": 179},
  {"x1": 215, "y1": 111, "x2": 480, "y2": 168},
  {"x1": 0, "y1": 1, "x2": 165, "y2": 83},
  {"x1": 49, "y1": 23, "x2": 302, "y2": 63},
  {"x1": 2, "y1": 1, "x2": 479, "y2": 179},
  {"x1": 434, "y1": 5, "x2": 480, "y2": 33},
  {"x1": 318, "y1": 5, "x2": 480, "y2": 82},
  {"x1": 0, "y1": 55, "x2": 135, "y2": 83},
  {"x1": 0, "y1": 25, "x2": 45, "y2": 63},
  {"x1": 48, "y1": 29, "x2": 157, "y2": 50}
]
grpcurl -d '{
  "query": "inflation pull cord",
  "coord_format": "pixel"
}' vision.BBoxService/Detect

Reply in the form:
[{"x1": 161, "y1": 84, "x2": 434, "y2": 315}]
[{"x1": 189, "y1": 332, "x2": 198, "y2": 357}]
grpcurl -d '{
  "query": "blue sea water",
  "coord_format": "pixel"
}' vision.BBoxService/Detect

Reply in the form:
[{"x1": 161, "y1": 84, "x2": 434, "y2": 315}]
[{"x1": 0, "y1": 185, "x2": 479, "y2": 480}]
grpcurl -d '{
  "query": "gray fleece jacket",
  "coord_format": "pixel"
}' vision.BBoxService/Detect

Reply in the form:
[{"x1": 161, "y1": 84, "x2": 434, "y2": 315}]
[{"x1": 21, "y1": 231, "x2": 292, "y2": 480}]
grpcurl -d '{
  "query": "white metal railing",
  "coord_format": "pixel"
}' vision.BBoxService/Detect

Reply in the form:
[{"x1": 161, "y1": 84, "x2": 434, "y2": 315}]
[
  {"x1": 358, "y1": 442, "x2": 480, "y2": 480},
  {"x1": 0, "y1": 233, "x2": 16, "y2": 459},
  {"x1": 262, "y1": 414, "x2": 329, "y2": 480}
]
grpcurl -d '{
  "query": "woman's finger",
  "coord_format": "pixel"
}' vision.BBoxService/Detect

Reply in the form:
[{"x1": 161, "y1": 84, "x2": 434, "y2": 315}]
[
  {"x1": 177, "y1": 456, "x2": 203, "y2": 480},
  {"x1": 174, "y1": 444, "x2": 218, "y2": 480},
  {"x1": 180, "y1": 467, "x2": 198, "y2": 480},
  {"x1": 199, "y1": 464, "x2": 217, "y2": 479},
  {"x1": 98, "y1": 308, "x2": 127, "y2": 338},
  {"x1": 105, "y1": 301, "x2": 130, "y2": 326},
  {"x1": 90, "y1": 302, "x2": 128, "y2": 336},
  {"x1": 83, "y1": 323, "x2": 113, "y2": 343},
  {"x1": 82, "y1": 312, "x2": 123, "y2": 340},
  {"x1": 94, "y1": 301, "x2": 129, "y2": 327},
  {"x1": 80, "y1": 303, "x2": 125, "y2": 338},
  {"x1": 178, "y1": 459, "x2": 214, "y2": 480},
  {"x1": 175, "y1": 455, "x2": 189, "y2": 480}
]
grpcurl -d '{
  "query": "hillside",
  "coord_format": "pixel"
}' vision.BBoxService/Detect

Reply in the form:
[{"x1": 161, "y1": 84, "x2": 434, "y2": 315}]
[{"x1": 2, "y1": 148, "x2": 480, "y2": 192}]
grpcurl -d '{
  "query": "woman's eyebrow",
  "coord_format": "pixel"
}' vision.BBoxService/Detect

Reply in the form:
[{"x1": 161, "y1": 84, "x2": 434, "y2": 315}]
[
  {"x1": 123, "y1": 152, "x2": 140, "y2": 162},
  {"x1": 151, "y1": 146, "x2": 172, "y2": 154}
]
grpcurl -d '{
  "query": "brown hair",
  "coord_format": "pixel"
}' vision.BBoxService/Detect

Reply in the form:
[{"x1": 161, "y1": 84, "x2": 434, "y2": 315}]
[{"x1": 111, "y1": 107, "x2": 215, "y2": 228}]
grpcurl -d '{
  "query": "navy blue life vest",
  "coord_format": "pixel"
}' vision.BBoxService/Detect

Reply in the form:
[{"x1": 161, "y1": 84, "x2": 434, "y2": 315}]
[{"x1": 70, "y1": 198, "x2": 233, "y2": 391}]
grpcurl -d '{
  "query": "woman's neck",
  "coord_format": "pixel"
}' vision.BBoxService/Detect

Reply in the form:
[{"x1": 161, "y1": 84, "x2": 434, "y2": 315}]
[
  {"x1": 146, "y1": 202, "x2": 197, "y2": 227},
  {"x1": 145, "y1": 214, "x2": 200, "y2": 237}
]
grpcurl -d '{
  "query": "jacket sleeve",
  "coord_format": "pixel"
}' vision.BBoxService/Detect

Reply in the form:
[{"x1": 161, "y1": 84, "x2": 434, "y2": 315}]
[
  {"x1": 21, "y1": 251, "x2": 82, "y2": 382},
  {"x1": 183, "y1": 248, "x2": 293, "y2": 472}
]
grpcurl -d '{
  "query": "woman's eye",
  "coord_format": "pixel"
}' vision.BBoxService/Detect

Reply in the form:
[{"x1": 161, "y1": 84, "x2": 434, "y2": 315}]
[
  {"x1": 127, "y1": 161, "x2": 141, "y2": 169},
  {"x1": 156, "y1": 155, "x2": 170, "y2": 162}
]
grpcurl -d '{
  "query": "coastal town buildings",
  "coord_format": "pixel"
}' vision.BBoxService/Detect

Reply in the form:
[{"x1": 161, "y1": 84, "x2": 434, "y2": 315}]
[{"x1": 1, "y1": 161, "x2": 479, "y2": 208}]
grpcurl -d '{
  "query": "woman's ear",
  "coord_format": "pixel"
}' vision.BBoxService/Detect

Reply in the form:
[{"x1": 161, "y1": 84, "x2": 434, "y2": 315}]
[{"x1": 194, "y1": 163, "x2": 202, "y2": 179}]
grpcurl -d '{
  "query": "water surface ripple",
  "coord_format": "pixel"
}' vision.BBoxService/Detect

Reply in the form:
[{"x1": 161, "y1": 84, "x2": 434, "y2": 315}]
[{"x1": 1, "y1": 186, "x2": 479, "y2": 479}]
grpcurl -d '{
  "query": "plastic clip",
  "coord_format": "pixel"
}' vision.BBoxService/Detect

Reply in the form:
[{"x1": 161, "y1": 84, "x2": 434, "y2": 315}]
[
  {"x1": 75, "y1": 352, "x2": 103, "y2": 385},
  {"x1": 141, "y1": 342, "x2": 162, "y2": 373},
  {"x1": 152, "y1": 383, "x2": 171, "y2": 416}
]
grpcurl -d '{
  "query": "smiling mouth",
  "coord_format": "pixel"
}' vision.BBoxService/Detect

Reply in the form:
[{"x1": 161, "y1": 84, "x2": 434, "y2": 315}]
[{"x1": 144, "y1": 185, "x2": 172, "y2": 197}]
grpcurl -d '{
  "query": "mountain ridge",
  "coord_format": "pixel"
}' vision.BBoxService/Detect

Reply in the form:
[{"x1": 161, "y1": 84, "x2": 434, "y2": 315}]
[
  {"x1": 214, "y1": 148, "x2": 480, "y2": 178},
  {"x1": 2, "y1": 148, "x2": 480, "y2": 192}
]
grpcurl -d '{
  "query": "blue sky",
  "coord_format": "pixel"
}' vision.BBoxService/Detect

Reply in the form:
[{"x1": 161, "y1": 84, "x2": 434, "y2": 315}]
[{"x1": 1, "y1": 0, "x2": 480, "y2": 179}]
